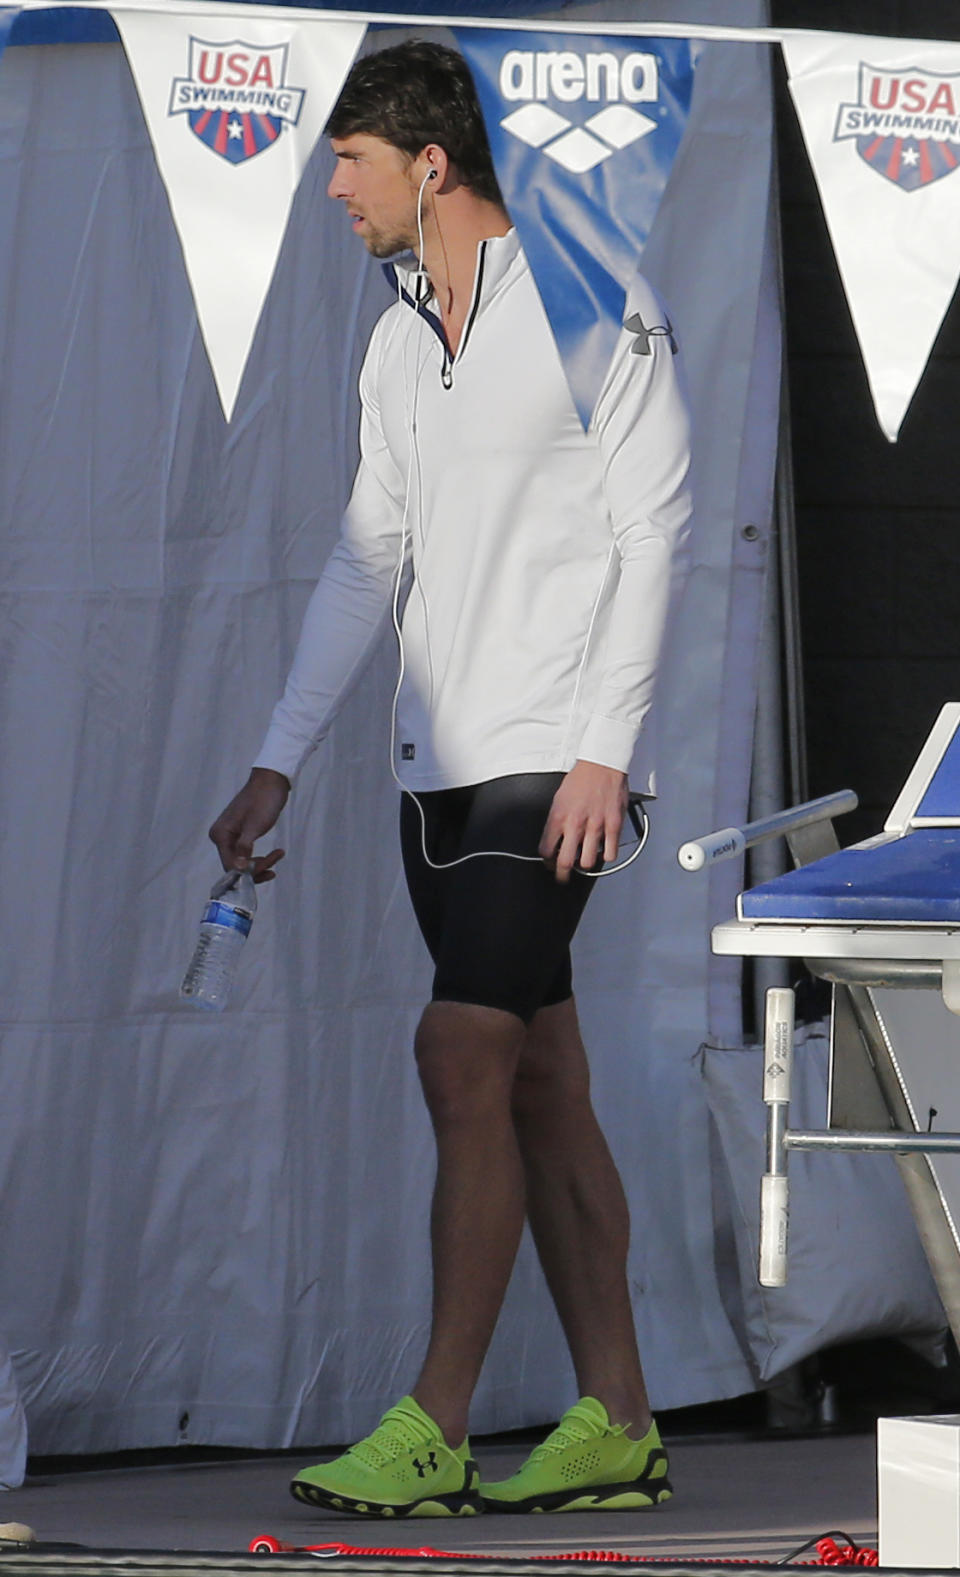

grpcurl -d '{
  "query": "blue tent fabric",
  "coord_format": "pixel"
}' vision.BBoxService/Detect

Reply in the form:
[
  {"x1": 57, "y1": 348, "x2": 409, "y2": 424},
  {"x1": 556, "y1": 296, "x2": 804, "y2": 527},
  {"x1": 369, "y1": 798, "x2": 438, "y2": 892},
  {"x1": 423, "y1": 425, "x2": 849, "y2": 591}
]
[
  {"x1": 8, "y1": 0, "x2": 564, "y2": 47},
  {"x1": 11, "y1": 8, "x2": 118, "y2": 44}
]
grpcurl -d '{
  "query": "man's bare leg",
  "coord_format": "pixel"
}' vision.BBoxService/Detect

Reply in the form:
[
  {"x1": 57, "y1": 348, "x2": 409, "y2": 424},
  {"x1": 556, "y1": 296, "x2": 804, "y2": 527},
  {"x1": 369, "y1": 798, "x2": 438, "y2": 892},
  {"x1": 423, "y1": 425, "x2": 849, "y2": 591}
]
[
  {"x1": 411, "y1": 999, "x2": 528, "y2": 1448},
  {"x1": 511, "y1": 995, "x2": 652, "y2": 1437}
]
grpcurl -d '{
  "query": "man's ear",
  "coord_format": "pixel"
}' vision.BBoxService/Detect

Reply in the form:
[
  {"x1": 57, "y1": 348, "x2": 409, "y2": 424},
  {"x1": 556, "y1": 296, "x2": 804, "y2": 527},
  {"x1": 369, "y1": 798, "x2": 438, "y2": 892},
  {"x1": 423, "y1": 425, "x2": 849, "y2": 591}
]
[{"x1": 418, "y1": 143, "x2": 450, "y2": 189}]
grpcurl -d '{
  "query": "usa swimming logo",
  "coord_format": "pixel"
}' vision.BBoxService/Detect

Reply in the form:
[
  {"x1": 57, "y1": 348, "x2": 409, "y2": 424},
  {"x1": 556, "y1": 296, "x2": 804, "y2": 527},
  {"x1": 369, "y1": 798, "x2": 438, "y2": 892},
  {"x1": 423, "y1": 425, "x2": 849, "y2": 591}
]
[
  {"x1": 168, "y1": 39, "x2": 306, "y2": 165},
  {"x1": 834, "y1": 63, "x2": 960, "y2": 191},
  {"x1": 497, "y1": 49, "x2": 661, "y2": 172}
]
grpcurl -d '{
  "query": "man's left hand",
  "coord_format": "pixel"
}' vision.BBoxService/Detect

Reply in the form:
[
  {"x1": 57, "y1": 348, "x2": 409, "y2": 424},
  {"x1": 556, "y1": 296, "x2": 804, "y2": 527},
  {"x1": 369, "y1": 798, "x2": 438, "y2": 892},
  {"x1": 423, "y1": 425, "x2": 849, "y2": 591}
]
[{"x1": 539, "y1": 761, "x2": 628, "y2": 884}]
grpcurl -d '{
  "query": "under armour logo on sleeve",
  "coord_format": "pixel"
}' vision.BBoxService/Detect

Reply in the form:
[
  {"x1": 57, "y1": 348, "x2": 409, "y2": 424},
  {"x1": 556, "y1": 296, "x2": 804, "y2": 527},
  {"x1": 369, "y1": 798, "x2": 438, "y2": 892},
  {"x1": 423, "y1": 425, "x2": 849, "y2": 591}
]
[{"x1": 624, "y1": 312, "x2": 678, "y2": 354}]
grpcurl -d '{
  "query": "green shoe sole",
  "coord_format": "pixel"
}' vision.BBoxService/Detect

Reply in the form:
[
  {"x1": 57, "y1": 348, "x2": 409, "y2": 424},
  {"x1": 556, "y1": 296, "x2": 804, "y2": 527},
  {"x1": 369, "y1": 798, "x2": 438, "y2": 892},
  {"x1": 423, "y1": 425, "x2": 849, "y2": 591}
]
[
  {"x1": 291, "y1": 1463, "x2": 484, "y2": 1519},
  {"x1": 481, "y1": 1474, "x2": 672, "y2": 1515}
]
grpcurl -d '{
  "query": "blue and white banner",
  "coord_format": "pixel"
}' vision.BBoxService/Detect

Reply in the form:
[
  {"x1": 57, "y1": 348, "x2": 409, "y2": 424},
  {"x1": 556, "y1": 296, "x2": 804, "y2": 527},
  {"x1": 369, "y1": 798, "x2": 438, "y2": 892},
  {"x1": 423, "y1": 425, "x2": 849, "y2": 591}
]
[{"x1": 456, "y1": 29, "x2": 696, "y2": 426}]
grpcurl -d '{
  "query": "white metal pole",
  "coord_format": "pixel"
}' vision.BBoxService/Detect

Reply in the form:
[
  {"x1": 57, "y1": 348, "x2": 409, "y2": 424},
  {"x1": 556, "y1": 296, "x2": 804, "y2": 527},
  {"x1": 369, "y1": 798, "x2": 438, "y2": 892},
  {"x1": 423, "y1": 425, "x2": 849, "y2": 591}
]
[{"x1": 759, "y1": 987, "x2": 794, "y2": 1287}]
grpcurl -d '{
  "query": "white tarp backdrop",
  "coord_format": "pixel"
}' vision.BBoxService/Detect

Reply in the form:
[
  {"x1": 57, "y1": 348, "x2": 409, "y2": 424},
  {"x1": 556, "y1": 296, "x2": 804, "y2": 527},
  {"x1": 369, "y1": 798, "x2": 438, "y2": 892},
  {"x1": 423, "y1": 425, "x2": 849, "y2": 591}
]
[
  {"x1": 0, "y1": 1342, "x2": 27, "y2": 1489},
  {"x1": 0, "y1": 4, "x2": 949, "y2": 1463}
]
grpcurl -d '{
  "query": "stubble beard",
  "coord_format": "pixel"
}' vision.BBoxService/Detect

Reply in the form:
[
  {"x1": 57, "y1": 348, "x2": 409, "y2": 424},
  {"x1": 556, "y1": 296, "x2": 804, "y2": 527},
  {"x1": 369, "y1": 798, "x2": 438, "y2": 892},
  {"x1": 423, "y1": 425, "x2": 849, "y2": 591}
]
[
  {"x1": 364, "y1": 231, "x2": 410, "y2": 259},
  {"x1": 358, "y1": 190, "x2": 420, "y2": 260},
  {"x1": 362, "y1": 222, "x2": 418, "y2": 260}
]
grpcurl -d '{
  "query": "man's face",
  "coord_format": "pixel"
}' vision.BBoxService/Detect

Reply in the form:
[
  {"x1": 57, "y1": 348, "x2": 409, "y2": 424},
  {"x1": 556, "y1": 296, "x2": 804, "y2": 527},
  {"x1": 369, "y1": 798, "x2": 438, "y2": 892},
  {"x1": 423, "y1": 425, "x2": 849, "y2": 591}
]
[{"x1": 327, "y1": 133, "x2": 422, "y2": 259}]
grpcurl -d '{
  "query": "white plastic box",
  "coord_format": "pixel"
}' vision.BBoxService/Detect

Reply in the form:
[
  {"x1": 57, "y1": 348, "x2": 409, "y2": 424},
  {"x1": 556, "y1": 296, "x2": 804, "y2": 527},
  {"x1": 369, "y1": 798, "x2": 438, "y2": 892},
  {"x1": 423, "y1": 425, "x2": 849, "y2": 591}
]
[{"x1": 879, "y1": 1415, "x2": 960, "y2": 1568}]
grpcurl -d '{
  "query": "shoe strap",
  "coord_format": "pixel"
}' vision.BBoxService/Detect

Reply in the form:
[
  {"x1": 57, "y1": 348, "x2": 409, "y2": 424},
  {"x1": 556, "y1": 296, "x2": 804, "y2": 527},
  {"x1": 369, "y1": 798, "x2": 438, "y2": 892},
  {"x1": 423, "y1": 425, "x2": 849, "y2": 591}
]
[
  {"x1": 349, "y1": 1402, "x2": 440, "y2": 1470},
  {"x1": 531, "y1": 1401, "x2": 628, "y2": 1461}
]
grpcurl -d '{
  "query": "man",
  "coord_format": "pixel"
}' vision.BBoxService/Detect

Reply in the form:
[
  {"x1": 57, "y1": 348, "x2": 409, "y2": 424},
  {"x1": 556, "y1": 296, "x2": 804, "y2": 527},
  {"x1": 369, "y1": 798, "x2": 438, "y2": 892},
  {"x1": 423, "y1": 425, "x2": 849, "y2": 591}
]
[{"x1": 210, "y1": 39, "x2": 691, "y2": 1519}]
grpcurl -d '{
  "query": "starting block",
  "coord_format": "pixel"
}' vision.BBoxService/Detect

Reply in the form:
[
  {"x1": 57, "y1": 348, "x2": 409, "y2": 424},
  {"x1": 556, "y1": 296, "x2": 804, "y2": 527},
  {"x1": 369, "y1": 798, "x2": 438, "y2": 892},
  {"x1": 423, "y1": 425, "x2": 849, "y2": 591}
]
[{"x1": 680, "y1": 702, "x2": 960, "y2": 1341}]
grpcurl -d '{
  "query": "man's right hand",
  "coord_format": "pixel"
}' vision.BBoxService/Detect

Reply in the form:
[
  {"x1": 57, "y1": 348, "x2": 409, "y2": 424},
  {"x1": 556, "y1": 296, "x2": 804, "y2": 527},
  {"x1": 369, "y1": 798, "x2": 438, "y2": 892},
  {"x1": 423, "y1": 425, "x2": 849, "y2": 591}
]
[{"x1": 208, "y1": 767, "x2": 290, "y2": 882}]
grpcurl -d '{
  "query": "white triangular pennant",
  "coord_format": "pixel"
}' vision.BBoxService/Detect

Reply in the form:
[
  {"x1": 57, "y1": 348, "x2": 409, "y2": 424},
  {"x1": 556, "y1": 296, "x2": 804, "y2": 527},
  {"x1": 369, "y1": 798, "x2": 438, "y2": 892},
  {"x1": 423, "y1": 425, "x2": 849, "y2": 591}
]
[
  {"x1": 112, "y1": 9, "x2": 366, "y2": 419},
  {"x1": 784, "y1": 32, "x2": 960, "y2": 442}
]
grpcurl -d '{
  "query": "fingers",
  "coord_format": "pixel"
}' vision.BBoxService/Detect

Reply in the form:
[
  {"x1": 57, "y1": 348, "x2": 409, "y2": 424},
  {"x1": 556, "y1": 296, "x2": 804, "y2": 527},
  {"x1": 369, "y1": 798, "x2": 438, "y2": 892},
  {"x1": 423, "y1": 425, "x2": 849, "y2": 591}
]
[
  {"x1": 539, "y1": 806, "x2": 569, "y2": 879},
  {"x1": 250, "y1": 848, "x2": 286, "y2": 884},
  {"x1": 559, "y1": 821, "x2": 605, "y2": 882},
  {"x1": 580, "y1": 822, "x2": 605, "y2": 874},
  {"x1": 208, "y1": 806, "x2": 257, "y2": 871},
  {"x1": 208, "y1": 770, "x2": 290, "y2": 876},
  {"x1": 537, "y1": 806, "x2": 563, "y2": 867},
  {"x1": 539, "y1": 813, "x2": 608, "y2": 883},
  {"x1": 208, "y1": 812, "x2": 247, "y2": 872},
  {"x1": 209, "y1": 818, "x2": 284, "y2": 880},
  {"x1": 539, "y1": 768, "x2": 628, "y2": 883},
  {"x1": 604, "y1": 820, "x2": 620, "y2": 865}
]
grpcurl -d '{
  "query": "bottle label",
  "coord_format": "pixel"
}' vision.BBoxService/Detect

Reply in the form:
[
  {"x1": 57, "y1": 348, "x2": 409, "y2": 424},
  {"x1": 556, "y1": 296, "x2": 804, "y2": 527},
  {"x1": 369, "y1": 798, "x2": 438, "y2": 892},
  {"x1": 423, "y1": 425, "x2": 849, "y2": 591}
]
[{"x1": 202, "y1": 901, "x2": 253, "y2": 937}]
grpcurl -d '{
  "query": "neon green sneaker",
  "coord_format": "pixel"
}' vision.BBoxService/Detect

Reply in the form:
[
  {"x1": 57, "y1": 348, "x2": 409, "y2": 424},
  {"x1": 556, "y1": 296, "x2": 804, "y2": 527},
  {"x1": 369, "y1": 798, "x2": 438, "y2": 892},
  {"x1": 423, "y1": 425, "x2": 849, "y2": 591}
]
[
  {"x1": 480, "y1": 1397, "x2": 672, "y2": 1514},
  {"x1": 290, "y1": 1396, "x2": 482, "y2": 1518}
]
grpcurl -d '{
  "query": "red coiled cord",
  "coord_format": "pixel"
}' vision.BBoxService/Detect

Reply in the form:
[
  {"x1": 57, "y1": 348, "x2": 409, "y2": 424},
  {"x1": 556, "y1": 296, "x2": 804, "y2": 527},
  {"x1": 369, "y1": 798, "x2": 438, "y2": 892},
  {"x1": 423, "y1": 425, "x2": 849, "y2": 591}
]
[
  {"x1": 248, "y1": 1536, "x2": 879, "y2": 1565},
  {"x1": 813, "y1": 1537, "x2": 878, "y2": 1567}
]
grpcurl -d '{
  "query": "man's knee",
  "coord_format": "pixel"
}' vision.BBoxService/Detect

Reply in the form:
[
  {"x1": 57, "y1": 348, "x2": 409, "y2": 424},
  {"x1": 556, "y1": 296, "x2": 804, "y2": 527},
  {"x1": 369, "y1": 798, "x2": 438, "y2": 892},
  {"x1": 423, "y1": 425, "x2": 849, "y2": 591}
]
[
  {"x1": 415, "y1": 999, "x2": 524, "y2": 1127},
  {"x1": 512, "y1": 1001, "x2": 592, "y2": 1127}
]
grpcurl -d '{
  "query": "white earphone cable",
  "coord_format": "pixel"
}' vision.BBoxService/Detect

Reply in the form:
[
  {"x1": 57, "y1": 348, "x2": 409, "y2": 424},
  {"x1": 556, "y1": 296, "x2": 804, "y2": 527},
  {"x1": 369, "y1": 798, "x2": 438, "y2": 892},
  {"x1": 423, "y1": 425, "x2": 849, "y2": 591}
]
[{"x1": 387, "y1": 173, "x2": 649, "y2": 879}]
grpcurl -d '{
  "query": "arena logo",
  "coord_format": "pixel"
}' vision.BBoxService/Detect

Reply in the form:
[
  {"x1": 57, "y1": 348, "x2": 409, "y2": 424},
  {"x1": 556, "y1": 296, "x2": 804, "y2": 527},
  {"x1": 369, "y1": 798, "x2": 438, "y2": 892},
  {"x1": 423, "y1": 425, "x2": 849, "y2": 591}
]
[
  {"x1": 497, "y1": 49, "x2": 660, "y2": 173},
  {"x1": 833, "y1": 63, "x2": 960, "y2": 191},
  {"x1": 168, "y1": 39, "x2": 306, "y2": 165}
]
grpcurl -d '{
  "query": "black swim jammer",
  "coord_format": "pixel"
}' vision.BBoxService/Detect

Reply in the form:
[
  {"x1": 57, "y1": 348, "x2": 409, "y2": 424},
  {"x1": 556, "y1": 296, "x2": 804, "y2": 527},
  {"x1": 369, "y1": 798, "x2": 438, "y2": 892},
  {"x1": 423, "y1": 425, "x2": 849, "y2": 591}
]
[{"x1": 399, "y1": 772, "x2": 597, "y2": 1025}]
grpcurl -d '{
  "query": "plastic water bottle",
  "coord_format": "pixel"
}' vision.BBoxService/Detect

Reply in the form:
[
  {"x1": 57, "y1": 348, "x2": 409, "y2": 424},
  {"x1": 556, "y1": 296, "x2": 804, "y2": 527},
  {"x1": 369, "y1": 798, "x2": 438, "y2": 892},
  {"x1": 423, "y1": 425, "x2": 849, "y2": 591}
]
[{"x1": 180, "y1": 869, "x2": 257, "y2": 1011}]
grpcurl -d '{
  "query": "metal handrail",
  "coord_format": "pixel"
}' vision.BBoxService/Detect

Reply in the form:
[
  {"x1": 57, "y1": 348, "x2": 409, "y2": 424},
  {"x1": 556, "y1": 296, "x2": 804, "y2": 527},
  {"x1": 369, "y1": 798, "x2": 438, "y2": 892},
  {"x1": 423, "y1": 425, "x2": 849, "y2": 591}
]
[
  {"x1": 785, "y1": 1130, "x2": 960, "y2": 1155},
  {"x1": 678, "y1": 789, "x2": 858, "y2": 872}
]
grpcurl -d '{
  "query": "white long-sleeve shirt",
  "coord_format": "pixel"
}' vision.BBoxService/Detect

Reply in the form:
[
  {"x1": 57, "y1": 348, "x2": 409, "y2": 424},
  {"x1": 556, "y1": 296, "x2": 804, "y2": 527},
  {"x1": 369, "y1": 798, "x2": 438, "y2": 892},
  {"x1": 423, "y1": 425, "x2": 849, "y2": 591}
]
[{"x1": 255, "y1": 229, "x2": 691, "y2": 792}]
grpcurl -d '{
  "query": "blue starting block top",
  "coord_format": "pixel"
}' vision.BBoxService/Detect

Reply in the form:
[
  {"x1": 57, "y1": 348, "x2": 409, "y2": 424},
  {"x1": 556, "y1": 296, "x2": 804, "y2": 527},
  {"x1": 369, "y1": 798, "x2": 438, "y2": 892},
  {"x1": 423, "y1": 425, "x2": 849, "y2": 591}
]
[
  {"x1": 739, "y1": 828, "x2": 960, "y2": 924},
  {"x1": 736, "y1": 706, "x2": 960, "y2": 924}
]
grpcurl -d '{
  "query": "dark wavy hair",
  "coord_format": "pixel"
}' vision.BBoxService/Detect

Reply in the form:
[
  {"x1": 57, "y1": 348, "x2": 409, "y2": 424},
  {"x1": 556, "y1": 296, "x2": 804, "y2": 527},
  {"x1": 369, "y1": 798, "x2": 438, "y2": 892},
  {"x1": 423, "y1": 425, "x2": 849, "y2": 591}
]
[{"x1": 325, "y1": 40, "x2": 504, "y2": 207}]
